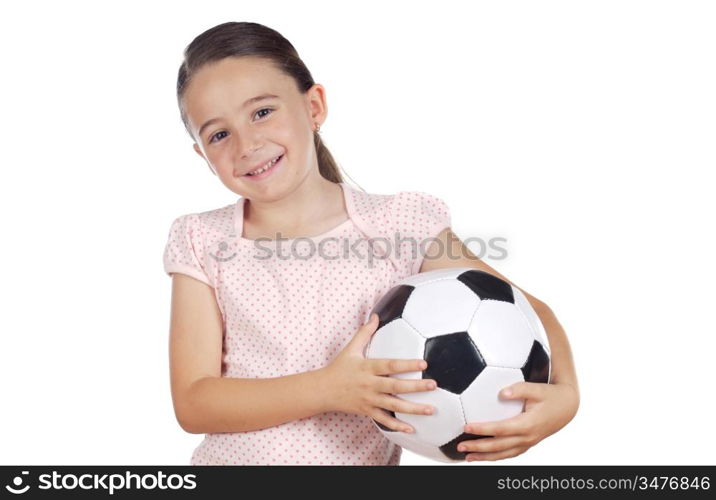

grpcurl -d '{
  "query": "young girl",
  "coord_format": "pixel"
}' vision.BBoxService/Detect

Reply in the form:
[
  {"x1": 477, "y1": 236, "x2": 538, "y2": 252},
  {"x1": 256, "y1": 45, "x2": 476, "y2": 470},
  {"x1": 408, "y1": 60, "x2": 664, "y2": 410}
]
[{"x1": 163, "y1": 21, "x2": 580, "y2": 466}]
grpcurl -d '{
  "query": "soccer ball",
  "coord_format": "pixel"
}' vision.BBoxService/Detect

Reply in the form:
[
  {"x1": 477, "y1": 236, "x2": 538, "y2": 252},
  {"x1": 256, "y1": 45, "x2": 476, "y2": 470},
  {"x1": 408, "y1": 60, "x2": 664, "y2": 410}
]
[{"x1": 365, "y1": 267, "x2": 551, "y2": 463}]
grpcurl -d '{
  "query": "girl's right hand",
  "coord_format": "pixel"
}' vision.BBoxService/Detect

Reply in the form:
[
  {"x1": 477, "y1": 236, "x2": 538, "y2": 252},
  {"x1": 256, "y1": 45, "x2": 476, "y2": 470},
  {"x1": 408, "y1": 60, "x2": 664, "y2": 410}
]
[{"x1": 321, "y1": 313, "x2": 438, "y2": 433}]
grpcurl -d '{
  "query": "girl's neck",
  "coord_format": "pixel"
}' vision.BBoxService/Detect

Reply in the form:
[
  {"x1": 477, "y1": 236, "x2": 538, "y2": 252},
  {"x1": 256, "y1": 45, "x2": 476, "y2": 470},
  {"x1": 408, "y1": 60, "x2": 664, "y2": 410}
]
[{"x1": 242, "y1": 177, "x2": 346, "y2": 240}]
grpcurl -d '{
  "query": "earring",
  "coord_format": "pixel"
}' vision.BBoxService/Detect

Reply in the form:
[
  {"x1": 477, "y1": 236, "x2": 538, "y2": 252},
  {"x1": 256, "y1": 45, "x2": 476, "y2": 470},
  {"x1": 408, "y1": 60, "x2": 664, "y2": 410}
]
[{"x1": 314, "y1": 123, "x2": 321, "y2": 134}]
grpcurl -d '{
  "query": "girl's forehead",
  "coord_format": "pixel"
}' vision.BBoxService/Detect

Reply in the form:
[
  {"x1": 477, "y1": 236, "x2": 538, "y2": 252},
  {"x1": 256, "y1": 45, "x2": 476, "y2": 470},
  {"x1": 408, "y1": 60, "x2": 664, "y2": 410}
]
[
  {"x1": 186, "y1": 59, "x2": 294, "y2": 106},
  {"x1": 195, "y1": 57, "x2": 287, "y2": 91}
]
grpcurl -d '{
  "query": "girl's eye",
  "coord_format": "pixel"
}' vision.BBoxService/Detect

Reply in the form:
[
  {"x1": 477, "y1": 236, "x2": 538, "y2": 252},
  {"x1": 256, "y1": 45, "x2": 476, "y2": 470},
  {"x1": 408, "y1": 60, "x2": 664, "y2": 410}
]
[
  {"x1": 208, "y1": 108, "x2": 274, "y2": 144},
  {"x1": 254, "y1": 107, "x2": 273, "y2": 120},
  {"x1": 209, "y1": 131, "x2": 228, "y2": 143}
]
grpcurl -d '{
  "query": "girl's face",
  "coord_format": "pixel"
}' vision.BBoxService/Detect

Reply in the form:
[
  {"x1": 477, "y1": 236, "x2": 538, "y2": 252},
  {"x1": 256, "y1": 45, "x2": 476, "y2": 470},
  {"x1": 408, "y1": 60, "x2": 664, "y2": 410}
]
[{"x1": 182, "y1": 56, "x2": 327, "y2": 200}]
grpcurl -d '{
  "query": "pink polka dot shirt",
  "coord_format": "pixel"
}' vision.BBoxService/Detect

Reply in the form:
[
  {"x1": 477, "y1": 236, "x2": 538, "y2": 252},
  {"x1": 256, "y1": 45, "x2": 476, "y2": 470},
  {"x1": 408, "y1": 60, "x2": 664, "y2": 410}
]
[{"x1": 163, "y1": 182, "x2": 451, "y2": 465}]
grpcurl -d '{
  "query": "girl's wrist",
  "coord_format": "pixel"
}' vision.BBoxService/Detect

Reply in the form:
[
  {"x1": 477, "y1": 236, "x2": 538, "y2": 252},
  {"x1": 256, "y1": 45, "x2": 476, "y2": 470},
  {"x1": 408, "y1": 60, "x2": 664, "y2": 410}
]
[{"x1": 312, "y1": 366, "x2": 336, "y2": 414}]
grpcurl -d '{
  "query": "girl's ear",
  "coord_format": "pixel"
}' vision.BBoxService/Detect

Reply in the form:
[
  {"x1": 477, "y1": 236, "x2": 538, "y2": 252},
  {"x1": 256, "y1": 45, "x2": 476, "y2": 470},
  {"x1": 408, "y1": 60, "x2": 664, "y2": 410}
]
[{"x1": 305, "y1": 83, "x2": 328, "y2": 126}]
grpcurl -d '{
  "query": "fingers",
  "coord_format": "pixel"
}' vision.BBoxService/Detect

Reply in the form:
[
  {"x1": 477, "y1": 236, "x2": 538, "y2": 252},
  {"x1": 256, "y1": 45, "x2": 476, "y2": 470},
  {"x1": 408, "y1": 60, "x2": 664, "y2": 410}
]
[
  {"x1": 465, "y1": 412, "x2": 531, "y2": 437},
  {"x1": 352, "y1": 312, "x2": 380, "y2": 350},
  {"x1": 376, "y1": 375, "x2": 437, "y2": 395},
  {"x1": 458, "y1": 435, "x2": 525, "y2": 454},
  {"x1": 500, "y1": 381, "x2": 546, "y2": 401},
  {"x1": 371, "y1": 358, "x2": 428, "y2": 376},
  {"x1": 377, "y1": 393, "x2": 435, "y2": 416},
  {"x1": 370, "y1": 407, "x2": 415, "y2": 434}
]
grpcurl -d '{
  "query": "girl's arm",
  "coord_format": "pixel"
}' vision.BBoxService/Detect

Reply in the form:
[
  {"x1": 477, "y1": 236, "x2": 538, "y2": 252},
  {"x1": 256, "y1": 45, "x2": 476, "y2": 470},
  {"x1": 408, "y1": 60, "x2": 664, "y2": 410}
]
[
  {"x1": 180, "y1": 372, "x2": 329, "y2": 434},
  {"x1": 531, "y1": 301, "x2": 578, "y2": 392},
  {"x1": 169, "y1": 273, "x2": 330, "y2": 434}
]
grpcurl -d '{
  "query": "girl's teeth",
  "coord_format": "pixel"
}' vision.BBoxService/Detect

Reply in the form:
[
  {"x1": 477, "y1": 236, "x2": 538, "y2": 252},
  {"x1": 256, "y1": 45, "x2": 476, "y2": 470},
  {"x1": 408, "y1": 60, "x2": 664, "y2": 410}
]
[{"x1": 248, "y1": 155, "x2": 280, "y2": 176}]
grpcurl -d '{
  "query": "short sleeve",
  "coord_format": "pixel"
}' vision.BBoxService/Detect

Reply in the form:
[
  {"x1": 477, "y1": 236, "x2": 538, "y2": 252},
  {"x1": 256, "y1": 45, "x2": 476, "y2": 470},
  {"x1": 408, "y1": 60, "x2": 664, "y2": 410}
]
[
  {"x1": 163, "y1": 213, "x2": 214, "y2": 287},
  {"x1": 390, "y1": 191, "x2": 452, "y2": 275}
]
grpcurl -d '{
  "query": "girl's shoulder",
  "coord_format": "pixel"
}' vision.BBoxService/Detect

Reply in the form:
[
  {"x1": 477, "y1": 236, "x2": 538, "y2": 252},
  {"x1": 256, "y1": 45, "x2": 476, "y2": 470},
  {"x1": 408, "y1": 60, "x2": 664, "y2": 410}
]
[
  {"x1": 345, "y1": 184, "x2": 451, "y2": 236},
  {"x1": 168, "y1": 201, "x2": 237, "y2": 244},
  {"x1": 162, "y1": 202, "x2": 237, "y2": 287},
  {"x1": 343, "y1": 184, "x2": 452, "y2": 276}
]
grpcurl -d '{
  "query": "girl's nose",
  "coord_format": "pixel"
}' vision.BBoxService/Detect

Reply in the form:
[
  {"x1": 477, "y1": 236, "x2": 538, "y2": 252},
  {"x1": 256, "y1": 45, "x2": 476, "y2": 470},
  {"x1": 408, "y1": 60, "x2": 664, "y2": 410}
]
[{"x1": 240, "y1": 137, "x2": 264, "y2": 160}]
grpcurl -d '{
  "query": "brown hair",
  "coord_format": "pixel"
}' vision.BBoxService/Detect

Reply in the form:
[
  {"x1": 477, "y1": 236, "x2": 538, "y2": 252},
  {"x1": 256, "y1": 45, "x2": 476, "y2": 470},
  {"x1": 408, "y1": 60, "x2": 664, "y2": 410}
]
[{"x1": 176, "y1": 21, "x2": 358, "y2": 187}]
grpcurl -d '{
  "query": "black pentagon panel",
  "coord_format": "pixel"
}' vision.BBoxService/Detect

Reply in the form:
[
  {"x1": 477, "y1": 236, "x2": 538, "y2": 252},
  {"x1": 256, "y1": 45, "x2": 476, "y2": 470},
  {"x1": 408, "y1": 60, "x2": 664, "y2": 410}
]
[
  {"x1": 370, "y1": 284, "x2": 415, "y2": 331},
  {"x1": 372, "y1": 412, "x2": 398, "y2": 432},
  {"x1": 439, "y1": 432, "x2": 492, "y2": 461},
  {"x1": 457, "y1": 269, "x2": 514, "y2": 304},
  {"x1": 522, "y1": 340, "x2": 550, "y2": 383},
  {"x1": 423, "y1": 332, "x2": 486, "y2": 394}
]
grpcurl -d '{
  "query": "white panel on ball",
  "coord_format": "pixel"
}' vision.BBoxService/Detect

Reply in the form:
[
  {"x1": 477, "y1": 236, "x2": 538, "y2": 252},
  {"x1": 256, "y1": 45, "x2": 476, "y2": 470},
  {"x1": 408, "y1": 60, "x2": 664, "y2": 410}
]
[
  {"x1": 467, "y1": 300, "x2": 535, "y2": 368},
  {"x1": 396, "y1": 387, "x2": 465, "y2": 447},
  {"x1": 460, "y1": 366, "x2": 525, "y2": 424},
  {"x1": 402, "y1": 279, "x2": 480, "y2": 338},
  {"x1": 365, "y1": 318, "x2": 425, "y2": 380}
]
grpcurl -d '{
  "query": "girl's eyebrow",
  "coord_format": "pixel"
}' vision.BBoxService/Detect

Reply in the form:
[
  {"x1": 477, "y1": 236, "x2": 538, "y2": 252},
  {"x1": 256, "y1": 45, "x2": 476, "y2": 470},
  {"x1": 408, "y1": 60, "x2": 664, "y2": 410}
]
[{"x1": 198, "y1": 93, "x2": 279, "y2": 137}]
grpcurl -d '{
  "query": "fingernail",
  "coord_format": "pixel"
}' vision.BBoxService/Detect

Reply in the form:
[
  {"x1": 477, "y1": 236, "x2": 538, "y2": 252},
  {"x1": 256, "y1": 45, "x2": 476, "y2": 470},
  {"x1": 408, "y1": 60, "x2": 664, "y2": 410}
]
[
  {"x1": 458, "y1": 445, "x2": 466, "y2": 452},
  {"x1": 420, "y1": 361, "x2": 427, "y2": 369},
  {"x1": 502, "y1": 389, "x2": 512, "y2": 397}
]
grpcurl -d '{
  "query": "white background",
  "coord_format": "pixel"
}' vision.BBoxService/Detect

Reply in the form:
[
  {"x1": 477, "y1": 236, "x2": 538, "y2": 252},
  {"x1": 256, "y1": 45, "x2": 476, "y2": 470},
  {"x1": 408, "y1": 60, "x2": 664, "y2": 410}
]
[{"x1": 1, "y1": 0, "x2": 714, "y2": 465}]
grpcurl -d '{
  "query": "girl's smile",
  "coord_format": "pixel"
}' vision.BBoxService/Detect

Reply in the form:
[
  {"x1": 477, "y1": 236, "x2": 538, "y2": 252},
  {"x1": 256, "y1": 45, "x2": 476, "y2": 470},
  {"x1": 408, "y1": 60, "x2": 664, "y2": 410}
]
[{"x1": 243, "y1": 153, "x2": 284, "y2": 181}]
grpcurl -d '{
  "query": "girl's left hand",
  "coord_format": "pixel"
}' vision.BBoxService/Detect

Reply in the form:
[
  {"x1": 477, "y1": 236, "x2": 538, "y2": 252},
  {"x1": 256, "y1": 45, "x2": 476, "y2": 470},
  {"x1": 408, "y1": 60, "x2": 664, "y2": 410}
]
[{"x1": 458, "y1": 382, "x2": 579, "y2": 462}]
